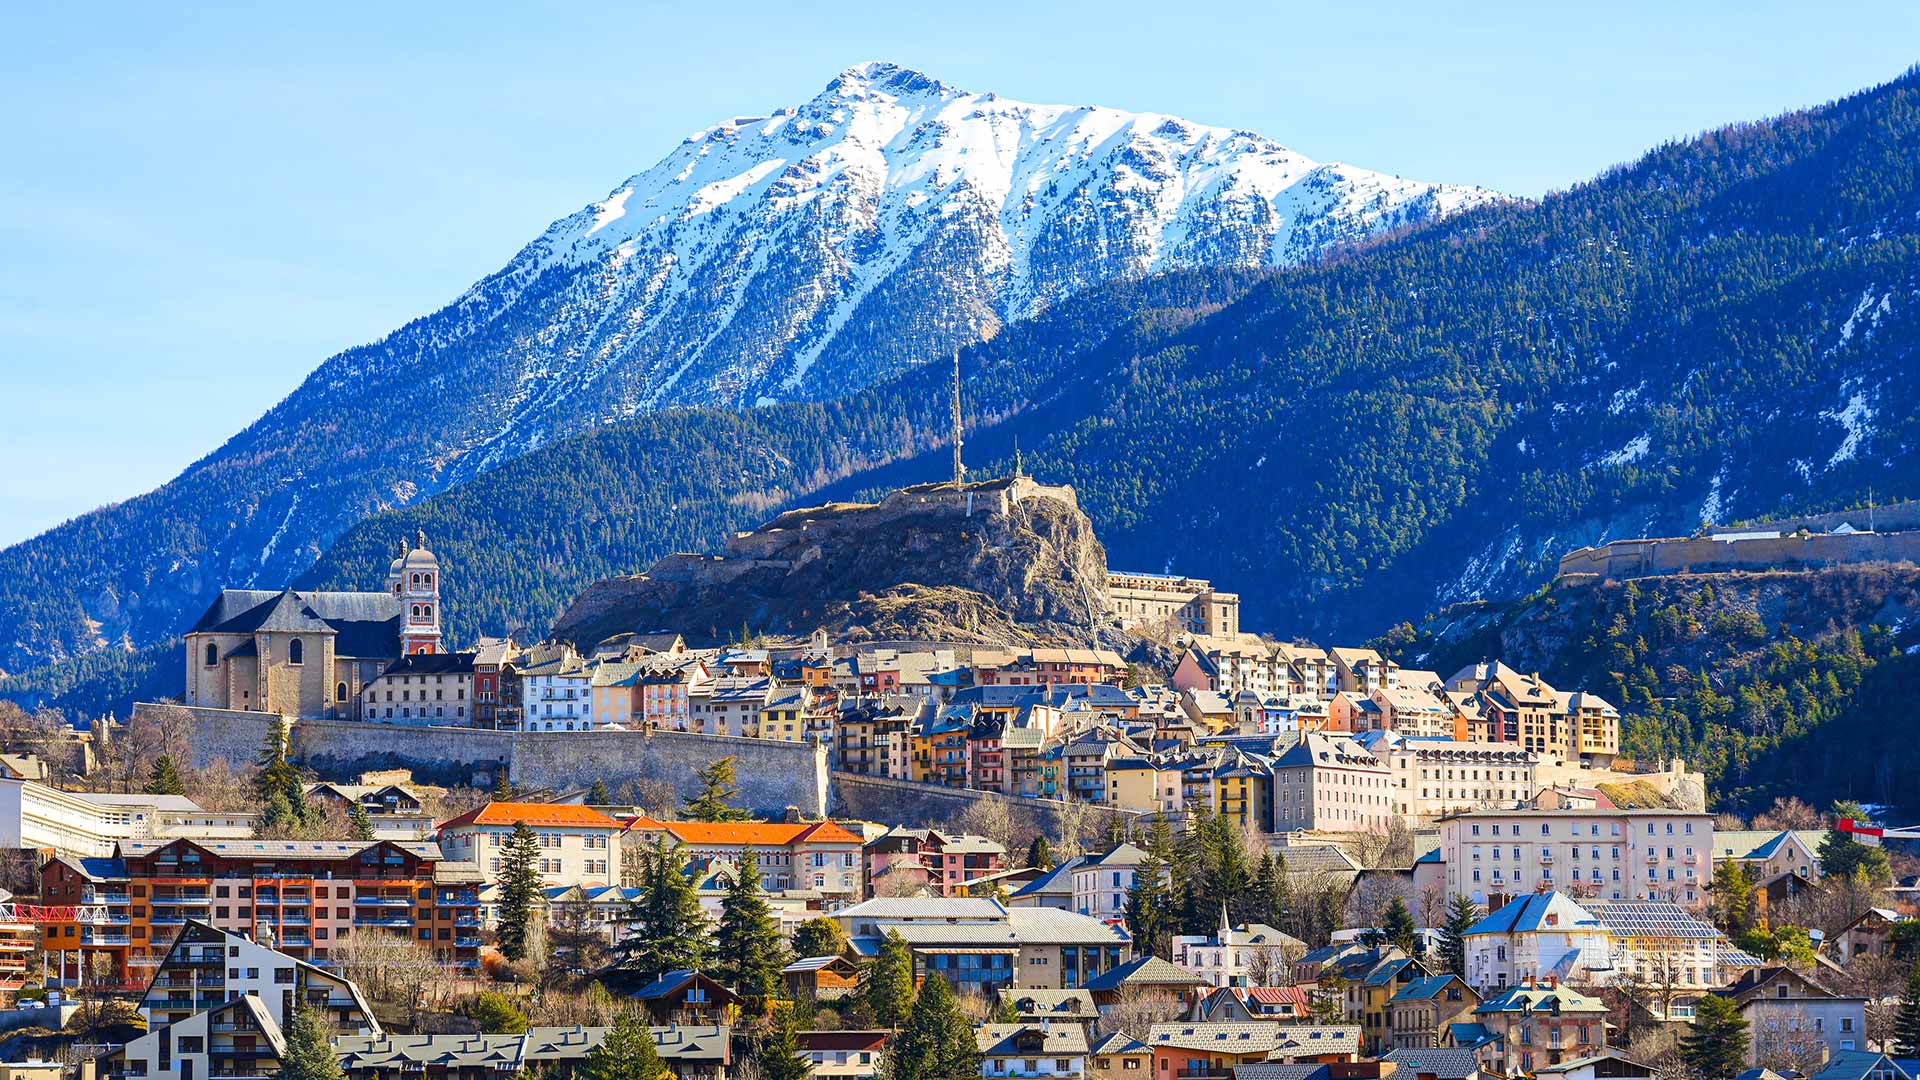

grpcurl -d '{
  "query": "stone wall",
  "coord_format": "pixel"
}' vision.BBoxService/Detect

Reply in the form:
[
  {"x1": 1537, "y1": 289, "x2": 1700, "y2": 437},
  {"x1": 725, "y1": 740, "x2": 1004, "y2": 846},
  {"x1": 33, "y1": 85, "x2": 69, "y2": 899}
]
[
  {"x1": 147, "y1": 703, "x2": 829, "y2": 816},
  {"x1": 1558, "y1": 531, "x2": 1920, "y2": 582},
  {"x1": 831, "y1": 772, "x2": 1134, "y2": 834}
]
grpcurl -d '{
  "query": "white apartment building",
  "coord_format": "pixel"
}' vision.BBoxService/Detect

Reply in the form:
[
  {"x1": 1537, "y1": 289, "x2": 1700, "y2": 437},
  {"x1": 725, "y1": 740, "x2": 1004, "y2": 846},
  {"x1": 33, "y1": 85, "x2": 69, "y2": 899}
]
[
  {"x1": 518, "y1": 649, "x2": 596, "y2": 731},
  {"x1": 1072, "y1": 844, "x2": 1145, "y2": 922},
  {"x1": 1438, "y1": 808, "x2": 1714, "y2": 908},
  {"x1": 0, "y1": 778, "x2": 221, "y2": 858},
  {"x1": 1368, "y1": 736, "x2": 1538, "y2": 820},
  {"x1": 137, "y1": 919, "x2": 377, "y2": 1033},
  {"x1": 1172, "y1": 915, "x2": 1308, "y2": 987},
  {"x1": 1589, "y1": 900, "x2": 1758, "y2": 994},
  {"x1": 436, "y1": 802, "x2": 622, "y2": 886},
  {"x1": 686, "y1": 677, "x2": 774, "y2": 737},
  {"x1": 1464, "y1": 892, "x2": 1613, "y2": 991}
]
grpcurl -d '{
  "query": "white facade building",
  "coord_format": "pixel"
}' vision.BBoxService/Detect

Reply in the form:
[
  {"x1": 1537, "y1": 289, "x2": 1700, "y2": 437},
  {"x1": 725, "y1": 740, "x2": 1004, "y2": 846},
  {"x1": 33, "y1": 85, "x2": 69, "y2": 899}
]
[
  {"x1": 1438, "y1": 808, "x2": 1713, "y2": 907},
  {"x1": 1464, "y1": 892, "x2": 1613, "y2": 991},
  {"x1": 437, "y1": 802, "x2": 623, "y2": 886},
  {"x1": 1072, "y1": 844, "x2": 1145, "y2": 922}
]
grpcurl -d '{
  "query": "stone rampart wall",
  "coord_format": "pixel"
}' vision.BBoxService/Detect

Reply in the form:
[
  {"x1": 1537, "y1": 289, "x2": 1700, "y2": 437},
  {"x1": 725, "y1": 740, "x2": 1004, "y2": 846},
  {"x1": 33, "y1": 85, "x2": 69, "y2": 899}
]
[
  {"x1": 144, "y1": 703, "x2": 828, "y2": 815},
  {"x1": 1558, "y1": 531, "x2": 1920, "y2": 581}
]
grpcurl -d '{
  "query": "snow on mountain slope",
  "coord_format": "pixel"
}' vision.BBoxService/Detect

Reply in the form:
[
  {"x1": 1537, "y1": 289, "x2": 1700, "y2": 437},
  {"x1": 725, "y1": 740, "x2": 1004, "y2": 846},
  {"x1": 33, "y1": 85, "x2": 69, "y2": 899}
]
[
  {"x1": 0, "y1": 62, "x2": 1497, "y2": 671},
  {"x1": 417, "y1": 61, "x2": 1498, "y2": 468}
]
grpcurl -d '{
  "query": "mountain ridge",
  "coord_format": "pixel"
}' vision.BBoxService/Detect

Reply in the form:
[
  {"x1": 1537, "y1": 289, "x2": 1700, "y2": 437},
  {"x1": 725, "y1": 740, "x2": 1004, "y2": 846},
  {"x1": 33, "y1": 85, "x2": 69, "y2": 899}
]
[{"x1": 0, "y1": 63, "x2": 1491, "y2": 675}]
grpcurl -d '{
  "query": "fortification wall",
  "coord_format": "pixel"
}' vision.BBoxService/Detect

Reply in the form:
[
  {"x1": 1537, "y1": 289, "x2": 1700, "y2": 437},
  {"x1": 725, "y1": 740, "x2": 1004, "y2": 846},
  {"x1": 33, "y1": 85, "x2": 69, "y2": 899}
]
[
  {"x1": 1744, "y1": 501, "x2": 1920, "y2": 535},
  {"x1": 146, "y1": 704, "x2": 829, "y2": 815},
  {"x1": 830, "y1": 772, "x2": 1133, "y2": 833},
  {"x1": 1558, "y1": 531, "x2": 1920, "y2": 581}
]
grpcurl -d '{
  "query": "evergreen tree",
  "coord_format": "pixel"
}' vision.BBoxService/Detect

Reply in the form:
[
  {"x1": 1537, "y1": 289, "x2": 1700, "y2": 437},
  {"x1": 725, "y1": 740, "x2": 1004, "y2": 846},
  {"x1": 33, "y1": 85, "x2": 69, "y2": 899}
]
[
  {"x1": 859, "y1": 930, "x2": 916, "y2": 1029},
  {"x1": 1438, "y1": 895, "x2": 1478, "y2": 976},
  {"x1": 145, "y1": 754, "x2": 187, "y2": 796},
  {"x1": 467, "y1": 991, "x2": 530, "y2": 1034},
  {"x1": 581, "y1": 1013, "x2": 670, "y2": 1080},
  {"x1": 492, "y1": 772, "x2": 512, "y2": 798},
  {"x1": 715, "y1": 850, "x2": 788, "y2": 1012},
  {"x1": 683, "y1": 757, "x2": 755, "y2": 822},
  {"x1": 1821, "y1": 803, "x2": 1893, "y2": 884},
  {"x1": 1382, "y1": 896, "x2": 1418, "y2": 957},
  {"x1": 1203, "y1": 813, "x2": 1253, "y2": 925},
  {"x1": 1026, "y1": 836, "x2": 1053, "y2": 871},
  {"x1": 892, "y1": 973, "x2": 983, "y2": 1080},
  {"x1": 588, "y1": 779, "x2": 612, "y2": 805},
  {"x1": 1267, "y1": 850, "x2": 1295, "y2": 938},
  {"x1": 1709, "y1": 861, "x2": 1756, "y2": 934},
  {"x1": 253, "y1": 718, "x2": 309, "y2": 824},
  {"x1": 496, "y1": 821, "x2": 544, "y2": 962},
  {"x1": 793, "y1": 916, "x2": 848, "y2": 959},
  {"x1": 347, "y1": 802, "x2": 375, "y2": 842},
  {"x1": 1680, "y1": 995, "x2": 1750, "y2": 1080},
  {"x1": 281, "y1": 1004, "x2": 347, "y2": 1080},
  {"x1": 1168, "y1": 808, "x2": 1208, "y2": 934},
  {"x1": 257, "y1": 788, "x2": 294, "y2": 836},
  {"x1": 1251, "y1": 852, "x2": 1283, "y2": 928},
  {"x1": 619, "y1": 835, "x2": 711, "y2": 979},
  {"x1": 1126, "y1": 815, "x2": 1174, "y2": 958},
  {"x1": 1895, "y1": 960, "x2": 1920, "y2": 1056},
  {"x1": 758, "y1": 1007, "x2": 814, "y2": 1080}
]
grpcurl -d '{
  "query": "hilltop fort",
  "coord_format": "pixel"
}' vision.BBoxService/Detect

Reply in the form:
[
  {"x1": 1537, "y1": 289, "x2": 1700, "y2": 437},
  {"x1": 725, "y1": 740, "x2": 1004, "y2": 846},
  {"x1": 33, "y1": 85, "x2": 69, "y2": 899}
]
[{"x1": 551, "y1": 475, "x2": 1123, "y2": 649}]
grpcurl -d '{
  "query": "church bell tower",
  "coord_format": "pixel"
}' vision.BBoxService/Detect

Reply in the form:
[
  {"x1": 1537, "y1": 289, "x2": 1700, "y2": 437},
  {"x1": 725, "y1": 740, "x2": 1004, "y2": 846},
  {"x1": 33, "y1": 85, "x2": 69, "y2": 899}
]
[{"x1": 398, "y1": 530, "x2": 443, "y2": 655}]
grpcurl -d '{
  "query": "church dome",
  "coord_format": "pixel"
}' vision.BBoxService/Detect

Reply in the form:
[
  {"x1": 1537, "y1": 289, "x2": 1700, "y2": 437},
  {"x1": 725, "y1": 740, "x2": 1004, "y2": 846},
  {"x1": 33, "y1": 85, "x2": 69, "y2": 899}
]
[{"x1": 402, "y1": 530, "x2": 439, "y2": 569}]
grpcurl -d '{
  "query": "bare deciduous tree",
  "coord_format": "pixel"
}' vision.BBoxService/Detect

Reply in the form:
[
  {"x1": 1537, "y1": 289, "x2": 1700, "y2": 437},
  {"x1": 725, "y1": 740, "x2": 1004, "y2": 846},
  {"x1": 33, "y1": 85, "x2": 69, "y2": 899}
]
[
  {"x1": 1244, "y1": 942, "x2": 1308, "y2": 988},
  {"x1": 1755, "y1": 1008, "x2": 1830, "y2": 1075},
  {"x1": 1754, "y1": 797, "x2": 1824, "y2": 831},
  {"x1": 956, "y1": 798, "x2": 1020, "y2": 856},
  {"x1": 334, "y1": 929, "x2": 450, "y2": 1026},
  {"x1": 1097, "y1": 988, "x2": 1188, "y2": 1038}
]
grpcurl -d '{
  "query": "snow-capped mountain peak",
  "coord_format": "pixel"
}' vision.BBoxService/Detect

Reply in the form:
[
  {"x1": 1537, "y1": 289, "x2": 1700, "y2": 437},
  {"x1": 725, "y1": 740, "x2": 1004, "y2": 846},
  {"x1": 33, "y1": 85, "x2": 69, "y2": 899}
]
[{"x1": 462, "y1": 61, "x2": 1496, "y2": 425}]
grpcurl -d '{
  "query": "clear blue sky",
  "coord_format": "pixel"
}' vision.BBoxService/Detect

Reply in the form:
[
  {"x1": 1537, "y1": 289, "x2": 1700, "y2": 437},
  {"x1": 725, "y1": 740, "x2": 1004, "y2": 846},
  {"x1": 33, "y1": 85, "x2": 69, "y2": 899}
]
[{"x1": 3, "y1": 1, "x2": 1916, "y2": 547}]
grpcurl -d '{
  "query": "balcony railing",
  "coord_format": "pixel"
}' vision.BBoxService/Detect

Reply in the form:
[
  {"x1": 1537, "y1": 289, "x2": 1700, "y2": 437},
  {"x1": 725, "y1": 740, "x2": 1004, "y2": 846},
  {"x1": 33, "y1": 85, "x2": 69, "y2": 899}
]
[{"x1": 353, "y1": 915, "x2": 413, "y2": 929}]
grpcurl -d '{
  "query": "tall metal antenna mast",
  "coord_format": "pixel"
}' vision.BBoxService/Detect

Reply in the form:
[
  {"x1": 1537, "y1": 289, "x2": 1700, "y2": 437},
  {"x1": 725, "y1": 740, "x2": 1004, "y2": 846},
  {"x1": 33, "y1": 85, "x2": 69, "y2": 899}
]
[{"x1": 950, "y1": 351, "x2": 964, "y2": 488}]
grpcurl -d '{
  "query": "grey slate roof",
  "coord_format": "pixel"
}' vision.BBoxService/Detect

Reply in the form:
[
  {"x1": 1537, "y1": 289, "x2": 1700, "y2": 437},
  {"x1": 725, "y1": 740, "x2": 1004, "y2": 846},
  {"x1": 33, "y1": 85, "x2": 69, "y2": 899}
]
[
  {"x1": 190, "y1": 588, "x2": 404, "y2": 658},
  {"x1": 1082, "y1": 955, "x2": 1208, "y2": 992},
  {"x1": 1383, "y1": 1048, "x2": 1483, "y2": 1080}
]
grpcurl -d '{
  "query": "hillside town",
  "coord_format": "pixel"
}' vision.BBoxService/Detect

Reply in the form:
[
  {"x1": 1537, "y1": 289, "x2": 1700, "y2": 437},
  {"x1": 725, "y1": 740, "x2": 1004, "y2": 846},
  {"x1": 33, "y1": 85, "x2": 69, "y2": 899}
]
[{"x1": 0, "y1": 513, "x2": 1912, "y2": 1080}]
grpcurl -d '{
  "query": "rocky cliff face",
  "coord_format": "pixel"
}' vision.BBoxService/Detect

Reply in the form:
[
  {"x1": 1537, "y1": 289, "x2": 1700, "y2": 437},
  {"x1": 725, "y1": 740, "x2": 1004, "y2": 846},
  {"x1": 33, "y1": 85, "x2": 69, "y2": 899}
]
[{"x1": 551, "y1": 481, "x2": 1116, "y2": 649}]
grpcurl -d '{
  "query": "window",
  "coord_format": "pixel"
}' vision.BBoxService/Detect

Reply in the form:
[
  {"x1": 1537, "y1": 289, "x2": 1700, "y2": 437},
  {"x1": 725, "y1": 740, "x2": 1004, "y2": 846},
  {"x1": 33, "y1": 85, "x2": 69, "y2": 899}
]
[
  {"x1": 288, "y1": 638, "x2": 304, "y2": 665},
  {"x1": 336, "y1": 682, "x2": 348, "y2": 702},
  {"x1": 204, "y1": 642, "x2": 219, "y2": 666}
]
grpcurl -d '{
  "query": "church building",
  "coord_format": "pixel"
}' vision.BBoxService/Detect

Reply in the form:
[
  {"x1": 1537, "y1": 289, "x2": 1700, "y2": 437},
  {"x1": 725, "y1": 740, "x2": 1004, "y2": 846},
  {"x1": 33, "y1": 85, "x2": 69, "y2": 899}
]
[{"x1": 183, "y1": 533, "x2": 446, "y2": 720}]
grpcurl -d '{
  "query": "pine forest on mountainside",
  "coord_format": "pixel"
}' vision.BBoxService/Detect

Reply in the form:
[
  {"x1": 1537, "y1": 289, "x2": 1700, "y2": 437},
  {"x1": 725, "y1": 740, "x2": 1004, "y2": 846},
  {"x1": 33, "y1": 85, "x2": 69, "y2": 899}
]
[
  {"x1": 0, "y1": 63, "x2": 1485, "y2": 677},
  {"x1": 6, "y1": 70, "x2": 1920, "y2": 823},
  {"x1": 1388, "y1": 564, "x2": 1920, "y2": 815}
]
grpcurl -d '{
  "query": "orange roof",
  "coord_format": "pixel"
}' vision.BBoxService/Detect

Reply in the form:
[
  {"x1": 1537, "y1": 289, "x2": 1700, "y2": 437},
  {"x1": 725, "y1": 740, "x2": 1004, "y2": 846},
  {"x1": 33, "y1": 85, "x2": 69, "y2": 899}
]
[
  {"x1": 439, "y1": 801, "x2": 622, "y2": 830},
  {"x1": 623, "y1": 817, "x2": 863, "y2": 846}
]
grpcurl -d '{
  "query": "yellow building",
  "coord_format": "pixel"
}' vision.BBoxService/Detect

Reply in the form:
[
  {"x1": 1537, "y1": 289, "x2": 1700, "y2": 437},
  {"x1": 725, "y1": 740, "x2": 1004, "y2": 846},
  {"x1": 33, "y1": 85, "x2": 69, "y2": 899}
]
[
  {"x1": 1213, "y1": 755, "x2": 1272, "y2": 833},
  {"x1": 1089, "y1": 1033, "x2": 1151, "y2": 1080},
  {"x1": 759, "y1": 688, "x2": 808, "y2": 742},
  {"x1": 1105, "y1": 758, "x2": 1181, "y2": 814}
]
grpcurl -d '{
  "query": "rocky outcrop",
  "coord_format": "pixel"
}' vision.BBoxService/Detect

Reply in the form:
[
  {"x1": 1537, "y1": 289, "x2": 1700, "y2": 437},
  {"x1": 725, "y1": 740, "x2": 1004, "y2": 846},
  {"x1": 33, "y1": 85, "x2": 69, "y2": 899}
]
[{"x1": 552, "y1": 478, "x2": 1118, "y2": 649}]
